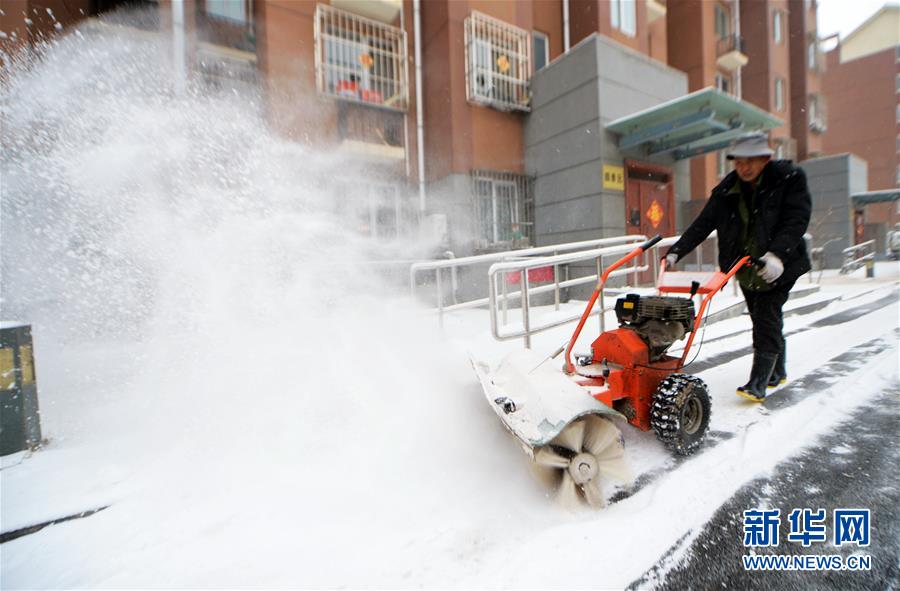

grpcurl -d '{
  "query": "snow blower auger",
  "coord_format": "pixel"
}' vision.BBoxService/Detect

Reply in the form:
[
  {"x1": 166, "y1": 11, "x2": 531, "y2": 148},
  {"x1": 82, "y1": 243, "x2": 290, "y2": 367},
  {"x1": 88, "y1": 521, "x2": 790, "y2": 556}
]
[{"x1": 472, "y1": 235, "x2": 752, "y2": 508}]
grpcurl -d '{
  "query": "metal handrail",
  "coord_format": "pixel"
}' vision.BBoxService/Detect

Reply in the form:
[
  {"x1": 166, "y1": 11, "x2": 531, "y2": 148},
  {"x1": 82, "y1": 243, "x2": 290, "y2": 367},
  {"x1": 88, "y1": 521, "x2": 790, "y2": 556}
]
[
  {"x1": 488, "y1": 232, "x2": 722, "y2": 347},
  {"x1": 840, "y1": 239, "x2": 876, "y2": 275},
  {"x1": 410, "y1": 234, "x2": 647, "y2": 324},
  {"x1": 415, "y1": 228, "x2": 814, "y2": 348}
]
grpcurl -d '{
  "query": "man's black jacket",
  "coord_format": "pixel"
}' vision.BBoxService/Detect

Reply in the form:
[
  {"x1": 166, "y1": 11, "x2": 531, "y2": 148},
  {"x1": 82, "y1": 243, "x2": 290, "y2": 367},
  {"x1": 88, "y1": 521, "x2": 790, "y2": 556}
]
[{"x1": 668, "y1": 160, "x2": 812, "y2": 288}]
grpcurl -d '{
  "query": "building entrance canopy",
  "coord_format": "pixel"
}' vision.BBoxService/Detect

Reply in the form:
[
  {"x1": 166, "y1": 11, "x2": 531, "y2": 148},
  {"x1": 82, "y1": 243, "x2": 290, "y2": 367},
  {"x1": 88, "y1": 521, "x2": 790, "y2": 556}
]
[
  {"x1": 607, "y1": 88, "x2": 783, "y2": 161},
  {"x1": 851, "y1": 190, "x2": 900, "y2": 207}
]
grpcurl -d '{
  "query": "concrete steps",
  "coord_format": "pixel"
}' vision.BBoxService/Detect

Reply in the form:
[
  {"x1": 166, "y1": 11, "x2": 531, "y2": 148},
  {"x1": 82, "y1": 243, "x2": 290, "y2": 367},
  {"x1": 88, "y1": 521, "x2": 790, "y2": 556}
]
[{"x1": 706, "y1": 283, "x2": 835, "y2": 325}]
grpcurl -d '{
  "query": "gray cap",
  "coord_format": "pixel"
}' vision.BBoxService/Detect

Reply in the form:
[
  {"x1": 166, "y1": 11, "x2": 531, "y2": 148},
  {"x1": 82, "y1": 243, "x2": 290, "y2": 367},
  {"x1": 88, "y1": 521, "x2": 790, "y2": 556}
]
[{"x1": 725, "y1": 132, "x2": 774, "y2": 160}]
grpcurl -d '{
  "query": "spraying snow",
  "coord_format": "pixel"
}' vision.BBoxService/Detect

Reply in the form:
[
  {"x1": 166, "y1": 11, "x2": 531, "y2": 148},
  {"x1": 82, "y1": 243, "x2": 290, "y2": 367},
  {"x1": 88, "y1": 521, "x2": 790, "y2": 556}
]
[{"x1": 1, "y1": 18, "x2": 563, "y2": 587}]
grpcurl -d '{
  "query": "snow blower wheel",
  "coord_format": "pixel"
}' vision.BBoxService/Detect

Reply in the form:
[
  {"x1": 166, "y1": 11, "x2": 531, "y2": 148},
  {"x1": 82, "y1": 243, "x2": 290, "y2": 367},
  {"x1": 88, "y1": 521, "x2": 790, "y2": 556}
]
[
  {"x1": 529, "y1": 415, "x2": 631, "y2": 509},
  {"x1": 650, "y1": 374, "x2": 711, "y2": 456}
]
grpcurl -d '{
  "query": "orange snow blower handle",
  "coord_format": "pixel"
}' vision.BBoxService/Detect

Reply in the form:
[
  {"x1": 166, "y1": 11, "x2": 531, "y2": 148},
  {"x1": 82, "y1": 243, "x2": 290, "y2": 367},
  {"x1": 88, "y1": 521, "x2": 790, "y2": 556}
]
[
  {"x1": 675, "y1": 254, "x2": 751, "y2": 367},
  {"x1": 564, "y1": 235, "x2": 662, "y2": 374}
]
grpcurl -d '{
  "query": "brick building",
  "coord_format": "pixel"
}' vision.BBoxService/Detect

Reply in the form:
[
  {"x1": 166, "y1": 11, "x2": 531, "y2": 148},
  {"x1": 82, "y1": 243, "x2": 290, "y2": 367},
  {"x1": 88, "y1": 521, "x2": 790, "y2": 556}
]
[
  {"x1": 821, "y1": 4, "x2": 899, "y2": 235},
  {"x1": 3, "y1": 0, "x2": 836, "y2": 258}
]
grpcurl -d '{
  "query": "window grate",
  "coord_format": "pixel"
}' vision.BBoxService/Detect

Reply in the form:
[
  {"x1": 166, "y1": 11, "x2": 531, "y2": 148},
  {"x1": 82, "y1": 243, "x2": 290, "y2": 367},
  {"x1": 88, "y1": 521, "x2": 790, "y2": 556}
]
[
  {"x1": 471, "y1": 170, "x2": 534, "y2": 249},
  {"x1": 464, "y1": 11, "x2": 532, "y2": 112},
  {"x1": 331, "y1": 180, "x2": 406, "y2": 241},
  {"x1": 314, "y1": 4, "x2": 409, "y2": 111}
]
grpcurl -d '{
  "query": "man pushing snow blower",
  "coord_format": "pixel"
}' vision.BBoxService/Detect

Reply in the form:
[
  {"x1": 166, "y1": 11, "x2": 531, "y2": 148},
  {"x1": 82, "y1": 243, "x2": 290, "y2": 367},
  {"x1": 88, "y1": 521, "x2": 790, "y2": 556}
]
[{"x1": 664, "y1": 132, "x2": 811, "y2": 402}]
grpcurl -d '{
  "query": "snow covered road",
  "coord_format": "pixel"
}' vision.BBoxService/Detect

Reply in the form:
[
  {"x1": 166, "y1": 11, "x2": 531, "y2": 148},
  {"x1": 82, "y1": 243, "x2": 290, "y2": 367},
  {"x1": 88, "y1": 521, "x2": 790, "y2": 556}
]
[{"x1": 2, "y1": 277, "x2": 896, "y2": 589}]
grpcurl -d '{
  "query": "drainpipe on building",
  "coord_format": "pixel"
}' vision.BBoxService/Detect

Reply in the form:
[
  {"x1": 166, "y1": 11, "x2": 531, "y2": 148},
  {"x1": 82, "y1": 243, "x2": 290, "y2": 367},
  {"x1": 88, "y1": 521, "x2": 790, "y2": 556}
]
[
  {"x1": 734, "y1": 0, "x2": 742, "y2": 99},
  {"x1": 563, "y1": 0, "x2": 571, "y2": 53},
  {"x1": 413, "y1": 0, "x2": 426, "y2": 213},
  {"x1": 171, "y1": 0, "x2": 186, "y2": 94},
  {"x1": 401, "y1": 5, "x2": 411, "y2": 179}
]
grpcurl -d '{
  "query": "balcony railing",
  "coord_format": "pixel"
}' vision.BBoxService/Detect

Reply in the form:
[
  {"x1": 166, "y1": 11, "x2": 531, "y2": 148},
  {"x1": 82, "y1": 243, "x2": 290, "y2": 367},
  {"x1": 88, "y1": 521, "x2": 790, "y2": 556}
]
[
  {"x1": 337, "y1": 103, "x2": 404, "y2": 148},
  {"x1": 314, "y1": 3, "x2": 409, "y2": 111},
  {"x1": 464, "y1": 11, "x2": 532, "y2": 112},
  {"x1": 716, "y1": 34, "x2": 748, "y2": 71}
]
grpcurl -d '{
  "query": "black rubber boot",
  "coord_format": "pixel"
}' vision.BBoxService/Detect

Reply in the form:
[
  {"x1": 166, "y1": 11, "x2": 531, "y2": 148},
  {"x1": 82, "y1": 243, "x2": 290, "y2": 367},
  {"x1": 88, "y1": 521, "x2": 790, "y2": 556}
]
[
  {"x1": 768, "y1": 349, "x2": 787, "y2": 388},
  {"x1": 736, "y1": 351, "x2": 778, "y2": 402}
]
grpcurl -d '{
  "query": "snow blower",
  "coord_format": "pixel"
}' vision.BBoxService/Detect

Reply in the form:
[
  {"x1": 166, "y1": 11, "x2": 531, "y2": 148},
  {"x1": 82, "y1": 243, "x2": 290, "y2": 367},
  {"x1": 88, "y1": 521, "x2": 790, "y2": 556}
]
[{"x1": 472, "y1": 235, "x2": 752, "y2": 508}]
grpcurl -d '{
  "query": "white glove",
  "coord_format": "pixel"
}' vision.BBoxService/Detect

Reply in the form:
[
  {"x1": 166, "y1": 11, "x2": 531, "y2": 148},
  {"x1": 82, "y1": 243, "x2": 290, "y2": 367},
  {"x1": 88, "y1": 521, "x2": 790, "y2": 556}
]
[
  {"x1": 664, "y1": 253, "x2": 678, "y2": 269},
  {"x1": 757, "y1": 252, "x2": 784, "y2": 283}
]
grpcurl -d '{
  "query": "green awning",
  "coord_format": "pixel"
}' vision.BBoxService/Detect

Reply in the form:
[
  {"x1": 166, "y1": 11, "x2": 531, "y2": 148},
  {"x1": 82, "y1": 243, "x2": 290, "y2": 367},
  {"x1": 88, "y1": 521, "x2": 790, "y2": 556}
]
[
  {"x1": 607, "y1": 87, "x2": 783, "y2": 160},
  {"x1": 851, "y1": 190, "x2": 900, "y2": 207}
]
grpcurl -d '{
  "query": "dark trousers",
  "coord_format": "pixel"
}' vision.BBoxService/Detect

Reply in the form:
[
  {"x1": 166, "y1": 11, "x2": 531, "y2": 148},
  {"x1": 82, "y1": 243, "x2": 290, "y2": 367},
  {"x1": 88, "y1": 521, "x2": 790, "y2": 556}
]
[{"x1": 740, "y1": 281, "x2": 794, "y2": 356}]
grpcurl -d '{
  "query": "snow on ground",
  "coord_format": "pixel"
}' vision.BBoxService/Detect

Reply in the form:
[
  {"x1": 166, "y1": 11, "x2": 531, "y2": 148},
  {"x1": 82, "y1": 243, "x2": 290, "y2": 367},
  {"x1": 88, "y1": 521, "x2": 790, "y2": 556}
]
[{"x1": 2, "y1": 17, "x2": 898, "y2": 589}]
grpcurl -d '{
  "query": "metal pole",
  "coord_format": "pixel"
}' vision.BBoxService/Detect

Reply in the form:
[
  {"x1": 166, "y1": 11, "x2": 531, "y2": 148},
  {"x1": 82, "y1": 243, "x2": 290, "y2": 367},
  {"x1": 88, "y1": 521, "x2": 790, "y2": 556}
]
[
  {"x1": 631, "y1": 250, "x2": 639, "y2": 286},
  {"x1": 521, "y1": 269, "x2": 531, "y2": 348},
  {"x1": 501, "y1": 271, "x2": 508, "y2": 325},
  {"x1": 651, "y1": 250, "x2": 659, "y2": 286},
  {"x1": 436, "y1": 267, "x2": 444, "y2": 328},
  {"x1": 553, "y1": 251, "x2": 560, "y2": 311},
  {"x1": 171, "y1": 0, "x2": 185, "y2": 95},
  {"x1": 445, "y1": 251, "x2": 458, "y2": 305},
  {"x1": 489, "y1": 270, "x2": 498, "y2": 339},
  {"x1": 400, "y1": 5, "x2": 410, "y2": 180},
  {"x1": 734, "y1": 0, "x2": 743, "y2": 99},
  {"x1": 597, "y1": 257, "x2": 606, "y2": 333},
  {"x1": 413, "y1": 0, "x2": 426, "y2": 213}
]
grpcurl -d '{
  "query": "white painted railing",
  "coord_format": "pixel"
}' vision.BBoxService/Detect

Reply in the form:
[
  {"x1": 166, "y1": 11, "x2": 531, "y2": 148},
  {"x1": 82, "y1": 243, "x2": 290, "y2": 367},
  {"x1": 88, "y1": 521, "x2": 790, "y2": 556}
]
[{"x1": 410, "y1": 235, "x2": 647, "y2": 325}]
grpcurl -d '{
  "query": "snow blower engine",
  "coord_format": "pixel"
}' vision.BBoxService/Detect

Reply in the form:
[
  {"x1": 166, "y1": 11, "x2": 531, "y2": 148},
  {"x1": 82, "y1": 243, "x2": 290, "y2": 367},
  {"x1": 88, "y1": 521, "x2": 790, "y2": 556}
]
[{"x1": 613, "y1": 294, "x2": 696, "y2": 361}]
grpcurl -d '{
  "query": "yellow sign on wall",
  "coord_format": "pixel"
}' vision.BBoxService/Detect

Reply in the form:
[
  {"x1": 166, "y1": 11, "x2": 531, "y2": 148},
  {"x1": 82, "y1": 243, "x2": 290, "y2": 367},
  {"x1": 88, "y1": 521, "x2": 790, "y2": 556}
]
[{"x1": 602, "y1": 164, "x2": 625, "y2": 191}]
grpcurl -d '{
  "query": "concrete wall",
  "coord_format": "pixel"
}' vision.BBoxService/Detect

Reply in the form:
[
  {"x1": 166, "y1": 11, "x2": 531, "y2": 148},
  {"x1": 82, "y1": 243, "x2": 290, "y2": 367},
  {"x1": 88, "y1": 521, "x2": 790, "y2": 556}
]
[
  {"x1": 801, "y1": 153, "x2": 868, "y2": 269},
  {"x1": 524, "y1": 34, "x2": 689, "y2": 248}
]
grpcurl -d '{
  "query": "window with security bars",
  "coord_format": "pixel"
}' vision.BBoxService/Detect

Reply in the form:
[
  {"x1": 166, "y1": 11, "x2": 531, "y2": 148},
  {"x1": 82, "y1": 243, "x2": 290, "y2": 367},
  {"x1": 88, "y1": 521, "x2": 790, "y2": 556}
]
[
  {"x1": 472, "y1": 171, "x2": 534, "y2": 248},
  {"x1": 332, "y1": 181, "x2": 404, "y2": 241},
  {"x1": 464, "y1": 11, "x2": 532, "y2": 112},
  {"x1": 314, "y1": 4, "x2": 409, "y2": 111}
]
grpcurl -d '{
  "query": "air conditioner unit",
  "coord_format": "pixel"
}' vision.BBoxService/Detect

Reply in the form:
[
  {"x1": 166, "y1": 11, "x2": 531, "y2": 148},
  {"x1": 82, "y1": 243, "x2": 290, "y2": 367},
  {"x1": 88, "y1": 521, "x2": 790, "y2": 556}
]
[{"x1": 809, "y1": 118, "x2": 827, "y2": 134}]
